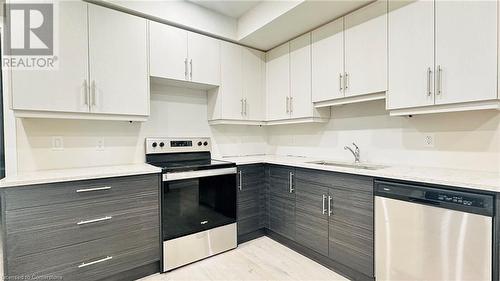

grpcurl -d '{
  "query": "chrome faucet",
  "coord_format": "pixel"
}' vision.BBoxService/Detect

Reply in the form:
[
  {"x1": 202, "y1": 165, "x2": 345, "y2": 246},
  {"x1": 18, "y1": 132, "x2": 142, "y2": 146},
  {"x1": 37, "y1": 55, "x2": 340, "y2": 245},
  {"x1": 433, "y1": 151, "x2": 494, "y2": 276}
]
[{"x1": 344, "y1": 142, "x2": 360, "y2": 163}]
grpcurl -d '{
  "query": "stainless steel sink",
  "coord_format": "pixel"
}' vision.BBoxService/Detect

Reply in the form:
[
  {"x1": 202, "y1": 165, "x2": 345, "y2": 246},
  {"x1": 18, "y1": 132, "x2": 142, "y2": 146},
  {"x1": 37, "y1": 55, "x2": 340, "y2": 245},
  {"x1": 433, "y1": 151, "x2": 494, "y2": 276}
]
[{"x1": 306, "y1": 160, "x2": 388, "y2": 170}]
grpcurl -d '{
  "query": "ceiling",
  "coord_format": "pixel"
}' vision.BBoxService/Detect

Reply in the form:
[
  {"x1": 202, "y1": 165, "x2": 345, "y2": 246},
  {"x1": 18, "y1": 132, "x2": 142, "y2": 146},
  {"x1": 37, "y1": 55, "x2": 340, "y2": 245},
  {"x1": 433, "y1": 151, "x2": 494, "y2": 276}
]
[{"x1": 188, "y1": 0, "x2": 262, "y2": 18}]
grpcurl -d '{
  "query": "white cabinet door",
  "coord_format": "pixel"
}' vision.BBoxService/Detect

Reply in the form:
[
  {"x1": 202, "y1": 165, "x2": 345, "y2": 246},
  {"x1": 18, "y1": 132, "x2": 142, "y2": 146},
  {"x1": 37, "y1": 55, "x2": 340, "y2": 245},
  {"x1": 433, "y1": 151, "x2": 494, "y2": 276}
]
[
  {"x1": 387, "y1": 0, "x2": 434, "y2": 109},
  {"x1": 220, "y1": 41, "x2": 244, "y2": 120},
  {"x1": 243, "y1": 47, "x2": 265, "y2": 120},
  {"x1": 312, "y1": 18, "x2": 344, "y2": 102},
  {"x1": 149, "y1": 21, "x2": 188, "y2": 81},
  {"x1": 188, "y1": 32, "x2": 220, "y2": 86},
  {"x1": 435, "y1": 0, "x2": 497, "y2": 105},
  {"x1": 12, "y1": 1, "x2": 89, "y2": 113},
  {"x1": 344, "y1": 0, "x2": 387, "y2": 97},
  {"x1": 266, "y1": 43, "x2": 290, "y2": 121},
  {"x1": 88, "y1": 4, "x2": 149, "y2": 116},
  {"x1": 290, "y1": 33, "x2": 312, "y2": 118}
]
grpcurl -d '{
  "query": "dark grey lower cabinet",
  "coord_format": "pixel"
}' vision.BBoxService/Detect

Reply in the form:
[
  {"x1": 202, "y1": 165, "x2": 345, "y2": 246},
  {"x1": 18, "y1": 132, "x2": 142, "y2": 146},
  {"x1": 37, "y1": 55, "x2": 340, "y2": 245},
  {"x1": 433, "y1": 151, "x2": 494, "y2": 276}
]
[
  {"x1": 268, "y1": 165, "x2": 295, "y2": 241},
  {"x1": 294, "y1": 178, "x2": 329, "y2": 256},
  {"x1": 237, "y1": 164, "x2": 265, "y2": 238},
  {"x1": 293, "y1": 168, "x2": 374, "y2": 279},
  {"x1": 1, "y1": 173, "x2": 161, "y2": 281},
  {"x1": 328, "y1": 174, "x2": 374, "y2": 278}
]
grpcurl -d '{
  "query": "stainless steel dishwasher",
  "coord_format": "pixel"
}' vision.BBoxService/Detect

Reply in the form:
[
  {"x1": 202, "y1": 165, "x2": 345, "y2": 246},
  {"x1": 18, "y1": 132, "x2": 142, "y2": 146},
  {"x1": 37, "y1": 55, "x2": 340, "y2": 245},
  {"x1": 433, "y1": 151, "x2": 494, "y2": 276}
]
[{"x1": 375, "y1": 180, "x2": 494, "y2": 281}]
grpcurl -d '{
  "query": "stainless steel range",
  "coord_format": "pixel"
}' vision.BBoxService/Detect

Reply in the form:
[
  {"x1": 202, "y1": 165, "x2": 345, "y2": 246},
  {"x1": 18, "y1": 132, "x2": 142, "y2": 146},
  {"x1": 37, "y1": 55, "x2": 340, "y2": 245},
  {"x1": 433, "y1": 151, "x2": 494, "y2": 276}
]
[{"x1": 145, "y1": 137, "x2": 237, "y2": 272}]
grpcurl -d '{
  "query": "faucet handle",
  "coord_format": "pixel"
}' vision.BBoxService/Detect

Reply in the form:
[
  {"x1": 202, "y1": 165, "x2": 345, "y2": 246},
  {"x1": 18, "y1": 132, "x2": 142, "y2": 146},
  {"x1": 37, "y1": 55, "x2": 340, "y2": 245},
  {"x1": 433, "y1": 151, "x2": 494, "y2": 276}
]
[{"x1": 352, "y1": 142, "x2": 359, "y2": 150}]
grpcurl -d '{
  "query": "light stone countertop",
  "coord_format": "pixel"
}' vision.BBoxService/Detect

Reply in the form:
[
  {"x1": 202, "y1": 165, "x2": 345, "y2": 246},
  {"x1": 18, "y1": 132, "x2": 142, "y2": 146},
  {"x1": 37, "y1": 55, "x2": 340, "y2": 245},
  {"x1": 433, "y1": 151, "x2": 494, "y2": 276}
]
[
  {"x1": 217, "y1": 155, "x2": 500, "y2": 193},
  {"x1": 0, "y1": 163, "x2": 162, "y2": 188}
]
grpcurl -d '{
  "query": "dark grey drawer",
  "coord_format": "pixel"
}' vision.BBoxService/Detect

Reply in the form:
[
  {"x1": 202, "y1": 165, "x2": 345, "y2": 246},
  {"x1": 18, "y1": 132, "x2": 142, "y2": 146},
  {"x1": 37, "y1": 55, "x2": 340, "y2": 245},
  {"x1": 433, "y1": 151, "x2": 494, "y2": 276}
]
[
  {"x1": 7, "y1": 226, "x2": 160, "y2": 279},
  {"x1": 3, "y1": 174, "x2": 160, "y2": 210},
  {"x1": 295, "y1": 168, "x2": 373, "y2": 193},
  {"x1": 6, "y1": 194, "x2": 159, "y2": 258}
]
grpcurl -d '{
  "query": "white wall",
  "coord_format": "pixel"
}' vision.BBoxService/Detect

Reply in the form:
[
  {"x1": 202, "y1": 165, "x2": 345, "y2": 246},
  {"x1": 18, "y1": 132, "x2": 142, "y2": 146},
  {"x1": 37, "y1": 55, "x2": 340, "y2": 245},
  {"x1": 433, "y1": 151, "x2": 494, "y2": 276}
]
[
  {"x1": 107, "y1": 0, "x2": 238, "y2": 40},
  {"x1": 267, "y1": 100, "x2": 500, "y2": 173},
  {"x1": 15, "y1": 84, "x2": 267, "y2": 172}
]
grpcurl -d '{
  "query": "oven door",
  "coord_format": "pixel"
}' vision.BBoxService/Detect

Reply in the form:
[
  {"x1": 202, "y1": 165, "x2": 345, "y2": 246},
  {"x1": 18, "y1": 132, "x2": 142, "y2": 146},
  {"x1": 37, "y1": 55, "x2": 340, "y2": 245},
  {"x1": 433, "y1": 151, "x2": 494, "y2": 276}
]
[{"x1": 162, "y1": 167, "x2": 237, "y2": 241}]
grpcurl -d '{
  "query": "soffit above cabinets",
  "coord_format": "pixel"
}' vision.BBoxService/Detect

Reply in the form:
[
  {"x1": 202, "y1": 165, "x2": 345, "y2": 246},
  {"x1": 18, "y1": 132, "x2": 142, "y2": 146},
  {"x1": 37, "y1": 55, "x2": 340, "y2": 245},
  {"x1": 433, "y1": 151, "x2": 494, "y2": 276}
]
[
  {"x1": 238, "y1": 0, "x2": 373, "y2": 50},
  {"x1": 187, "y1": 0, "x2": 262, "y2": 18},
  {"x1": 100, "y1": 0, "x2": 373, "y2": 51}
]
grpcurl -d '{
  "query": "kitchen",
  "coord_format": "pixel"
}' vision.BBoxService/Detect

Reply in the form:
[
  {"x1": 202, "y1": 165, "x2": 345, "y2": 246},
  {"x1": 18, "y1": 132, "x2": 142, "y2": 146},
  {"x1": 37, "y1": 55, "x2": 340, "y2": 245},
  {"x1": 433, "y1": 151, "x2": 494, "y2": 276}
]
[{"x1": 0, "y1": 0, "x2": 499, "y2": 280}]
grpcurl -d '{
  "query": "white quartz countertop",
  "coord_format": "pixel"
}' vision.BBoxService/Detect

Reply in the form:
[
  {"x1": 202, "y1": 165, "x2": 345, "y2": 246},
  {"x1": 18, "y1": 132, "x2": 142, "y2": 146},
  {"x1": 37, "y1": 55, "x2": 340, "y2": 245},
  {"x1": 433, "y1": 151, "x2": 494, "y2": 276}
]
[
  {"x1": 0, "y1": 163, "x2": 162, "y2": 188},
  {"x1": 217, "y1": 155, "x2": 500, "y2": 193}
]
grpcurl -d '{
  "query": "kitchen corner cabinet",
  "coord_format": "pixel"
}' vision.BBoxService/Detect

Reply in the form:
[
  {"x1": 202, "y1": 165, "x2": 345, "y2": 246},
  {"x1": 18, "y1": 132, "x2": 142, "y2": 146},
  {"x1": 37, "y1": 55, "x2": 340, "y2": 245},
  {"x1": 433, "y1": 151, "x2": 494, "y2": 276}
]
[
  {"x1": 388, "y1": 0, "x2": 499, "y2": 115},
  {"x1": 268, "y1": 165, "x2": 296, "y2": 240},
  {"x1": 208, "y1": 42, "x2": 265, "y2": 124},
  {"x1": 149, "y1": 21, "x2": 220, "y2": 86},
  {"x1": 237, "y1": 165, "x2": 266, "y2": 239},
  {"x1": 312, "y1": 0, "x2": 387, "y2": 107},
  {"x1": 266, "y1": 34, "x2": 330, "y2": 124},
  {"x1": 12, "y1": 3, "x2": 149, "y2": 121}
]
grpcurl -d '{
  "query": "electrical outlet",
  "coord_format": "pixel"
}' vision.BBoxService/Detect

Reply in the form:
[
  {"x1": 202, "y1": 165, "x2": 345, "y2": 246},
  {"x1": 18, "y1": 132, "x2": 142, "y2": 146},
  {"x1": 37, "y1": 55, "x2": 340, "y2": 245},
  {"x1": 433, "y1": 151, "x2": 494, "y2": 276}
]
[
  {"x1": 424, "y1": 134, "x2": 435, "y2": 148},
  {"x1": 52, "y1": 136, "x2": 64, "y2": 151},
  {"x1": 96, "y1": 138, "x2": 105, "y2": 151}
]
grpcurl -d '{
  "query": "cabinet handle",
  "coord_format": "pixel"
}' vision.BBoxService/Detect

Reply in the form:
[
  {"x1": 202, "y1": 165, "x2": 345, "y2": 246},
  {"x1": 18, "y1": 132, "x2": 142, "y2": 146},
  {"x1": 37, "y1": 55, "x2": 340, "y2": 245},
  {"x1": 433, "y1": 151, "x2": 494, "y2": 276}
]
[
  {"x1": 83, "y1": 79, "x2": 89, "y2": 106},
  {"x1": 289, "y1": 97, "x2": 293, "y2": 114},
  {"x1": 244, "y1": 98, "x2": 247, "y2": 115},
  {"x1": 339, "y1": 73, "x2": 343, "y2": 92},
  {"x1": 190, "y1": 59, "x2": 193, "y2": 80},
  {"x1": 344, "y1": 73, "x2": 349, "y2": 90},
  {"x1": 286, "y1": 97, "x2": 289, "y2": 113},
  {"x1": 328, "y1": 195, "x2": 333, "y2": 216},
  {"x1": 436, "y1": 65, "x2": 442, "y2": 95},
  {"x1": 238, "y1": 171, "x2": 242, "y2": 191},
  {"x1": 76, "y1": 186, "x2": 111, "y2": 193},
  {"x1": 427, "y1": 67, "x2": 432, "y2": 96},
  {"x1": 184, "y1": 58, "x2": 188, "y2": 80},
  {"x1": 78, "y1": 256, "x2": 113, "y2": 268},
  {"x1": 322, "y1": 194, "x2": 327, "y2": 215},
  {"x1": 240, "y1": 99, "x2": 244, "y2": 115},
  {"x1": 77, "y1": 216, "x2": 112, "y2": 226},
  {"x1": 91, "y1": 80, "x2": 97, "y2": 107},
  {"x1": 289, "y1": 172, "x2": 294, "y2": 193}
]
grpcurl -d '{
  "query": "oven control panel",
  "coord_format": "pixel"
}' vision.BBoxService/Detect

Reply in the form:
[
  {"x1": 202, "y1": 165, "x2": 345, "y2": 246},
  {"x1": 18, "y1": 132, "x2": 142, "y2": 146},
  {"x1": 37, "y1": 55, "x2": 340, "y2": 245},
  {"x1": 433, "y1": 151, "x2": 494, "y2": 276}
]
[{"x1": 146, "y1": 137, "x2": 211, "y2": 154}]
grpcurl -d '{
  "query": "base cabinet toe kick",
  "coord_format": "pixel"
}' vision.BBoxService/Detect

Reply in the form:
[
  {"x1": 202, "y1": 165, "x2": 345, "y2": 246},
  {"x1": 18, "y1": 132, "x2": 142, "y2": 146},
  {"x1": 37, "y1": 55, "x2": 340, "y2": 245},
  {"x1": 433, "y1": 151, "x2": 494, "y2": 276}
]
[{"x1": 0, "y1": 173, "x2": 162, "y2": 281}]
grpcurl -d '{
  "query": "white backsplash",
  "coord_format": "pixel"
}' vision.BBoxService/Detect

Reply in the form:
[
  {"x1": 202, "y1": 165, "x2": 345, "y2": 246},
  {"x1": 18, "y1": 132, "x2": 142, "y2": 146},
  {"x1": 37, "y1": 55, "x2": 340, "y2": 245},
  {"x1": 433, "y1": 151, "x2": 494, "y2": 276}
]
[
  {"x1": 15, "y1": 84, "x2": 268, "y2": 172},
  {"x1": 14, "y1": 88, "x2": 500, "y2": 173},
  {"x1": 267, "y1": 100, "x2": 500, "y2": 173}
]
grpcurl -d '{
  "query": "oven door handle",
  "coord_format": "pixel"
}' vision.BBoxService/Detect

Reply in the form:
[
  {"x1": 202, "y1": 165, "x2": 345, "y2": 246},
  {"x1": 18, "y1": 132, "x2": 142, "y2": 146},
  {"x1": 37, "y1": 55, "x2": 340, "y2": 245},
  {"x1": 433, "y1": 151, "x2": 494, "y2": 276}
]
[{"x1": 163, "y1": 167, "x2": 237, "y2": 182}]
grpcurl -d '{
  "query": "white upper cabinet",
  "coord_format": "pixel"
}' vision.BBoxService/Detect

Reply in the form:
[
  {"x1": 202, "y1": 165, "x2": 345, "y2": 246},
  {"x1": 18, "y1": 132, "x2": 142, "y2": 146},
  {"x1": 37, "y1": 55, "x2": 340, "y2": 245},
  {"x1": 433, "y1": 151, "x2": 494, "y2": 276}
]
[
  {"x1": 242, "y1": 47, "x2": 266, "y2": 121},
  {"x1": 208, "y1": 43, "x2": 265, "y2": 123},
  {"x1": 290, "y1": 33, "x2": 313, "y2": 118},
  {"x1": 88, "y1": 4, "x2": 149, "y2": 117},
  {"x1": 149, "y1": 22, "x2": 188, "y2": 81},
  {"x1": 266, "y1": 43, "x2": 291, "y2": 121},
  {"x1": 12, "y1": 1, "x2": 89, "y2": 113},
  {"x1": 312, "y1": 18, "x2": 344, "y2": 103},
  {"x1": 344, "y1": 0, "x2": 387, "y2": 97},
  {"x1": 11, "y1": 3, "x2": 149, "y2": 121},
  {"x1": 387, "y1": 0, "x2": 435, "y2": 110},
  {"x1": 387, "y1": 0, "x2": 499, "y2": 114},
  {"x1": 218, "y1": 41, "x2": 244, "y2": 120},
  {"x1": 149, "y1": 23, "x2": 220, "y2": 86},
  {"x1": 188, "y1": 32, "x2": 221, "y2": 86},
  {"x1": 434, "y1": 0, "x2": 497, "y2": 105}
]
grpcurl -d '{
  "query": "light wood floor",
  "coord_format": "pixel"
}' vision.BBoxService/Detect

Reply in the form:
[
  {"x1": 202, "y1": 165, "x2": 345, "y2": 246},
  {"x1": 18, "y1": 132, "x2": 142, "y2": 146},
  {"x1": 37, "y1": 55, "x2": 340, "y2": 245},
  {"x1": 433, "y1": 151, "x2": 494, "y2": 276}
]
[{"x1": 139, "y1": 237, "x2": 349, "y2": 281}]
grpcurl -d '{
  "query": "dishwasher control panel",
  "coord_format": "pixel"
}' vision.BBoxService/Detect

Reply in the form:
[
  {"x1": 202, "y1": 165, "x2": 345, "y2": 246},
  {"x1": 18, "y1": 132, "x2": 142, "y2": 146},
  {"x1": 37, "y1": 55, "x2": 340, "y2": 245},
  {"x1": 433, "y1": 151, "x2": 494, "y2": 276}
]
[{"x1": 425, "y1": 192, "x2": 484, "y2": 208}]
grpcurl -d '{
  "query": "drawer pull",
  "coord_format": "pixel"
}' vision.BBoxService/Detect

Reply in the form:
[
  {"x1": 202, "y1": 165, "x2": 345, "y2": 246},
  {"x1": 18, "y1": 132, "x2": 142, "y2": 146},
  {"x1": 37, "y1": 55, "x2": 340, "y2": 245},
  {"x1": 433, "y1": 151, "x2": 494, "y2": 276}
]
[
  {"x1": 78, "y1": 256, "x2": 113, "y2": 268},
  {"x1": 76, "y1": 186, "x2": 111, "y2": 193},
  {"x1": 77, "y1": 216, "x2": 112, "y2": 226}
]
